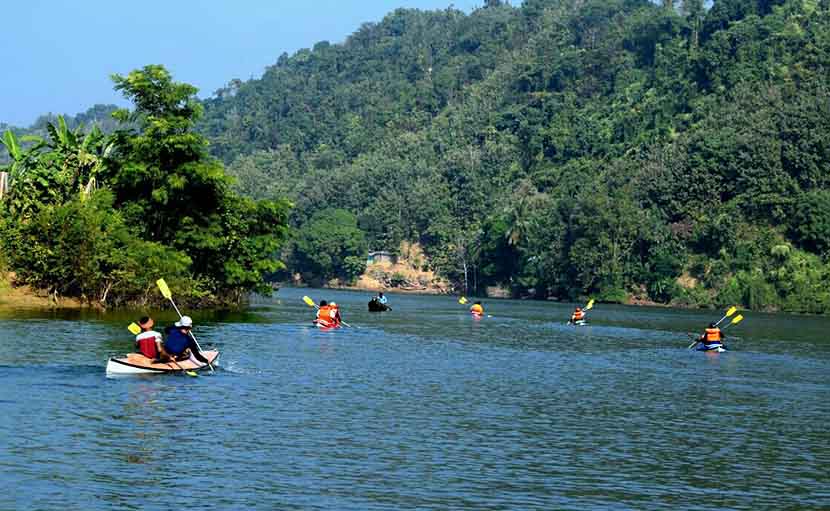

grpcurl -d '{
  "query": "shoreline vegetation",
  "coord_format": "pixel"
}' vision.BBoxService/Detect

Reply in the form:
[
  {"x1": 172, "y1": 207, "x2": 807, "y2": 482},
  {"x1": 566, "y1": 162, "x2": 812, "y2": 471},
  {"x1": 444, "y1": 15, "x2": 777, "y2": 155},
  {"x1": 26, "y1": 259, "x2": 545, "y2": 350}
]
[
  {"x1": 4, "y1": 0, "x2": 830, "y2": 313},
  {"x1": 0, "y1": 67, "x2": 290, "y2": 310}
]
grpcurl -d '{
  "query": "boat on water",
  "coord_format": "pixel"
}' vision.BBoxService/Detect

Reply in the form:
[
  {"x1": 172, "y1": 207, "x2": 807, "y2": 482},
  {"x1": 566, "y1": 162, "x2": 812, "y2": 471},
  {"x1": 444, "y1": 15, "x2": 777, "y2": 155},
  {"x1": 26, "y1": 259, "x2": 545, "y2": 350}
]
[
  {"x1": 569, "y1": 319, "x2": 588, "y2": 326},
  {"x1": 697, "y1": 343, "x2": 727, "y2": 353},
  {"x1": 106, "y1": 350, "x2": 219, "y2": 375},
  {"x1": 313, "y1": 320, "x2": 341, "y2": 330},
  {"x1": 368, "y1": 298, "x2": 390, "y2": 312}
]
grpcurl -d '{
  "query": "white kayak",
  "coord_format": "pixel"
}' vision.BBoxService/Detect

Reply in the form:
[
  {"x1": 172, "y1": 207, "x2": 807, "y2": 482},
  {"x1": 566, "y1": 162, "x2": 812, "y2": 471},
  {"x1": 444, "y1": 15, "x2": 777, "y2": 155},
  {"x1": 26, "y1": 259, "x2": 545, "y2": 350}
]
[{"x1": 106, "y1": 350, "x2": 219, "y2": 375}]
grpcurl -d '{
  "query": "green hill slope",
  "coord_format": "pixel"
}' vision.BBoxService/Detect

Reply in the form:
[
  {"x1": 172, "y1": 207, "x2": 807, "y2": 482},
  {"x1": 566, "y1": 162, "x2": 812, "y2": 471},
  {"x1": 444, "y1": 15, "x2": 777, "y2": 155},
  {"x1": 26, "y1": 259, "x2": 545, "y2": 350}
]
[{"x1": 198, "y1": 0, "x2": 830, "y2": 311}]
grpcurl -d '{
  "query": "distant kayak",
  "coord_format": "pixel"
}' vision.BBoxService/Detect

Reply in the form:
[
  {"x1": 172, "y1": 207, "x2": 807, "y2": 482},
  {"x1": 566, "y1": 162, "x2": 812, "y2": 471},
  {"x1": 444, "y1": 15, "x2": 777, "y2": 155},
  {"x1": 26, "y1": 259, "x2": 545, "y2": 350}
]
[
  {"x1": 697, "y1": 343, "x2": 727, "y2": 352},
  {"x1": 314, "y1": 320, "x2": 341, "y2": 330},
  {"x1": 106, "y1": 350, "x2": 219, "y2": 375},
  {"x1": 368, "y1": 298, "x2": 390, "y2": 312},
  {"x1": 569, "y1": 320, "x2": 588, "y2": 326}
]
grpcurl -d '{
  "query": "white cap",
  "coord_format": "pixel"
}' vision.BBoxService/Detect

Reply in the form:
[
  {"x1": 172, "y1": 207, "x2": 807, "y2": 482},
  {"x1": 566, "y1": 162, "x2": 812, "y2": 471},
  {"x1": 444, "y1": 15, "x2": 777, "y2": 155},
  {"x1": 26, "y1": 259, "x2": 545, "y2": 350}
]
[{"x1": 175, "y1": 315, "x2": 193, "y2": 328}]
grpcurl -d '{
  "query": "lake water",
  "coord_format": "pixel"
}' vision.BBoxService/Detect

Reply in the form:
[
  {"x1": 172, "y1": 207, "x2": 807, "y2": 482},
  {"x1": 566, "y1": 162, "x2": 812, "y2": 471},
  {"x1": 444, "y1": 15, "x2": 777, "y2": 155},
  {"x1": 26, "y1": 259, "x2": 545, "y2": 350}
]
[{"x1": 1, "y1": 287, "x2": 828, "y2": 510}]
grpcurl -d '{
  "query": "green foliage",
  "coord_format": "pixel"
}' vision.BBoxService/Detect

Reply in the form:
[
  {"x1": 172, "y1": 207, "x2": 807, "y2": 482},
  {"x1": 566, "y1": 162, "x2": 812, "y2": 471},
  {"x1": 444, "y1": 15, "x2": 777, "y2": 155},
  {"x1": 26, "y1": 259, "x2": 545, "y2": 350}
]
[
  {"x1": 790, "y1": 190, "x2": 830, "y2": 255},
  {"x1": 293, "y1": 209, "x2": 368, "y2": 284},
  {"x1": 7, "y1": 0, "x2": 830, "y2": 312},
  {"x1": 0, "y1": 66, "x2": 290, "y2": 306},
  {"x1": 0, "y1": 191, "x2": 193, "y2": 305},
  {"x1": 197, "y1": 0, "x2": 830, "y2": 312}
]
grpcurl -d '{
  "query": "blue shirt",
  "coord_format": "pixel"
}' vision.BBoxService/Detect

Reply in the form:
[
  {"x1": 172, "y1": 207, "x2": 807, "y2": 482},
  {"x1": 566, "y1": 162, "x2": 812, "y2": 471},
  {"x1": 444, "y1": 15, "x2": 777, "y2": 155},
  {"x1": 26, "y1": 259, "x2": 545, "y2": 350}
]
[{"x1": 164, "y1": 327, "x2": 191, "y2": 356}]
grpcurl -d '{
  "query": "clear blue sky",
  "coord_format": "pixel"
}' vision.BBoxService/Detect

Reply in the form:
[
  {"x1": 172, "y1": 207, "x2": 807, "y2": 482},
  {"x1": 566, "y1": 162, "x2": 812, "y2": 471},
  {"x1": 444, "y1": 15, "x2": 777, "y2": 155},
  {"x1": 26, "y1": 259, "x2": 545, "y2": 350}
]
[{"x1": 1, "y1": 0, "x2": 484, "y2": 127}]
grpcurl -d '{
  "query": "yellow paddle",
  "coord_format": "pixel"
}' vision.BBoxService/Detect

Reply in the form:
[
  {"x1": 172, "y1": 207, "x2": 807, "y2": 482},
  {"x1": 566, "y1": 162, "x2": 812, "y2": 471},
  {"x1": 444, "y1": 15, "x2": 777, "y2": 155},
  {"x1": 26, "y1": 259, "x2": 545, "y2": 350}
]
[
  {"x1": 724, "y1": 314, "x2": 744, "y2": 329},
  {"x1": 303, "y1": 295, "x2": 352, "y2": 327},
  {"x1": 714, "y1": 306, "x2": 738, "y2": 327},
  {"x1": 689, "y1": 313, "x2": 744, "y2": 349},
  {"x1": 156, "y1": 279, "x2": 214, "y2": 372},
  {"x1": 127, "y1": 322, "x2": 197, "y2": 376},
  {"x1": 458, "y1": 297, "x2": 468, "y2": 305}
]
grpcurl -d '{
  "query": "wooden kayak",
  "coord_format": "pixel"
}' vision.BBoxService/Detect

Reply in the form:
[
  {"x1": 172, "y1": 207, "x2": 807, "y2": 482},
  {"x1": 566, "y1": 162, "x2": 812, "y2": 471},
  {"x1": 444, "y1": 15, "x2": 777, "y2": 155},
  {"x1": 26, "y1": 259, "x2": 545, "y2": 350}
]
[{"x1": 106, "y1": 350, "x2": 219, "y2": 375}]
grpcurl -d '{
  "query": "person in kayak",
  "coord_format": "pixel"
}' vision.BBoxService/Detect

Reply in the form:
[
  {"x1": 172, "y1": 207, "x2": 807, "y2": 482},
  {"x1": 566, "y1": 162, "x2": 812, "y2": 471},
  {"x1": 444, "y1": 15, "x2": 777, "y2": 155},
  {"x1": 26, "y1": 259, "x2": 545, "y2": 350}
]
[
  {"x1": 163, "y1": 316, "x2": 211, "y2": 364},
  {"x1": 570, "y1": 307, "x2": 586, "y2": 324},
  {"x1": 470, "y1": 301, "x2": 484, "y2": 316},
  {"x1": 377, "y1": 292, "x2": 388, "y2": 306},
  {"x1": 135, "y1": 316, "x2": 168, "y2": 360},
  {"x1": 315, "y1": 300, "x2": 339, "y2": 328},
  {"x1": 330, "y1": 302, "x2": 343, "y2": 326},
  {"x1": 696, "y1": 322, "x2": 726, "y2": 350}
]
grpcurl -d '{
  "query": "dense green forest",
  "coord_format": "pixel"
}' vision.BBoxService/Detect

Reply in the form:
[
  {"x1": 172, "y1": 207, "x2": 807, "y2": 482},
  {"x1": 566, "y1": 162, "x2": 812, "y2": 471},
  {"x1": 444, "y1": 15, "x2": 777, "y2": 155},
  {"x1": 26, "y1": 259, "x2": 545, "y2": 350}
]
[
  {"x1": 3, "y1": 0, "x2": 830, "y2": 312},
  {"x1": 0, "y1": 67, "x2": 289, "y2": 307},
  {"x1": 197, "y1": 0, "x2": 830, "y2": 312}
]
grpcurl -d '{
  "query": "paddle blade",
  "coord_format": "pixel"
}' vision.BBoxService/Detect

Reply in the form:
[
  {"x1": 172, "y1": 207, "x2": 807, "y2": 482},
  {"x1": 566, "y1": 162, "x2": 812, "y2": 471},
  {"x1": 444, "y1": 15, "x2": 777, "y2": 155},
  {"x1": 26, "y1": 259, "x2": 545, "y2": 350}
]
[
  {"x1": 303, "y1": 296, "x2": 316, "y2": 307},
  {"x1": 185, "y1": 370, "x2": 198, "y2": 377},
  {"x1": 585, "y1": 299, "x2": 595, "y2": 310},
  {"x1": 156, "y1": 278, "x2": 172, "y2": 299},
  {"x1": 127, "y1": 323, "x2": 141, "y2": 335},
  {"x1": 725, "y1": 306, "x2": 737, "y2": 317},
  {"x1": 731, "y1": 314, "x2": 744, "y2": 325},
  {"x1": 458, "y1": 297, "x2": 468, "y2": 305}
]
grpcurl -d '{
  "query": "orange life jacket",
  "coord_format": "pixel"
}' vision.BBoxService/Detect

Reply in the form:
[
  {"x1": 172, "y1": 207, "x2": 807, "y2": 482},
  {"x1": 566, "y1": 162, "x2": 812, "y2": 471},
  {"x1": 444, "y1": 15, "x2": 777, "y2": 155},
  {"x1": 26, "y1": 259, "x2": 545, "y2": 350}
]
[
  {"x1": 705, "y1": 327, "x2": 722, "y2": 342},
  {"x1": 470, "y1": 304, "x2": 484, "y2": 315},
  {"x1": 572, "y1": 310, "x2": 585, "y2": 321},
  {"x1": 317, "y1": 305, "x2": 335, "y2": 327}
]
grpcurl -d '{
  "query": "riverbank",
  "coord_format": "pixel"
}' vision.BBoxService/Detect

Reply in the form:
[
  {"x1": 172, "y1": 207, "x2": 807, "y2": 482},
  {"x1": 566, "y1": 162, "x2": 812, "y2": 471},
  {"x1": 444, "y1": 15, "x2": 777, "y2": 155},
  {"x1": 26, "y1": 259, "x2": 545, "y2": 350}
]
[{"x1": 0, "y1": 272, "x2": 84, "y2": 309}]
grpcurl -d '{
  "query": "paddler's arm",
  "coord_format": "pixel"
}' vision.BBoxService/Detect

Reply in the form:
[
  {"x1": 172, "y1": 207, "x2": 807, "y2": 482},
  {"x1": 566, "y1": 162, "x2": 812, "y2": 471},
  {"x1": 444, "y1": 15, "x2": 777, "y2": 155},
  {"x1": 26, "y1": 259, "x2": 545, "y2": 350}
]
[{"x1": 187, "y1": 338, "x2": 210, "y2": 364}]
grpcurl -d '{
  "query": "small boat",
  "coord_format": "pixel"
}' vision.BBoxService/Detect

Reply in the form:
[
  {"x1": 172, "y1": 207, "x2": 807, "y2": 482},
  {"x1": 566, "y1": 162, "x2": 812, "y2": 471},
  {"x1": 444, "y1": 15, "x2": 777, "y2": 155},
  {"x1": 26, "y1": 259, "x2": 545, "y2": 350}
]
[
  {"x1": 314, "y1": 320, "x2": 341, "y2": 330},
  {"x1": 106, "y1": 350, "x2": 219, "y2": 375},
  {"x1": 697, "y1": 343, "x2": 727, "y2": 352},
  {"x1": 569, "y1": 319, "x2": 588, "y2": 326},
  {"x1": 368, "y1": 298, "x2": 390, "y2": 312}
]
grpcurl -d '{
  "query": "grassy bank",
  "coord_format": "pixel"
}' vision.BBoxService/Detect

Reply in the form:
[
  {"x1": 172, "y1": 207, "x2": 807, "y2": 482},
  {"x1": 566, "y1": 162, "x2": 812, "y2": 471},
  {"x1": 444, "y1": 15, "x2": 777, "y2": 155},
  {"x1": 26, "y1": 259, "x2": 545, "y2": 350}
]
[{"x1": 0, "y1": 272, "x2": 83, "y2": 309}]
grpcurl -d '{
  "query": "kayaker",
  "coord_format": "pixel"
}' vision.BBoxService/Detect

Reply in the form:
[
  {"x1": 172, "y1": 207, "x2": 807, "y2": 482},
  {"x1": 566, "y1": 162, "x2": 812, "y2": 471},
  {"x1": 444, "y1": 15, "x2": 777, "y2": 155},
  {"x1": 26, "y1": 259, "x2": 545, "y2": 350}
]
[
  {"x1": 315, "y1": 300, "x2": 338, "y2": 328},
  {"x1": 163, "y1": 316, "x2": 211, "y2": 364},
  {"x1": 570, "y1": 307, "x2": 586, "y2": 324},
  {"x1": 135, "y1": 316, "x2": 168, "y2": 360},
  {"x1": 470, "y1": 301, "x2": 484, "y2": 316},
  {"x1": 377, "y1": 292, "x2": 388, "y2": 305},
  {"x1": 330, "y1": 302, "x2": 343, "y2": 326},
  {"x1": 696, "y1": 322, "x2": 726, "y2": 350}
]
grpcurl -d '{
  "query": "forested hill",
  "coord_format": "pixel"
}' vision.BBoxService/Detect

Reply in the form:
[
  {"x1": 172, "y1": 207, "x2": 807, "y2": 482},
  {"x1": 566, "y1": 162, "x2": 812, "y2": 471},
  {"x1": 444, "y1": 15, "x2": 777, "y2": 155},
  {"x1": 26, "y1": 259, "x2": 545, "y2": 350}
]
[{"x1": 198, "y1": 0, "x2": 830, "y2": 312}]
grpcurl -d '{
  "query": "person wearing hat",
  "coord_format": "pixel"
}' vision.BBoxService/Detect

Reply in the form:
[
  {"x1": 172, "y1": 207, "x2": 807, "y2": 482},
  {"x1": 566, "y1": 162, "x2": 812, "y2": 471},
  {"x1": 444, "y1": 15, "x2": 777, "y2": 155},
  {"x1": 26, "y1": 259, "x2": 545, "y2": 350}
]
[
  {"x1": 135, "y1": 316, "x2": 170, "y2": 360},
  {"x1": 330, "y1": 302, "x2": 343, "y2": 326},
  {"x1": 163, "y1": 316, "x2": 210, "y2": 364}
]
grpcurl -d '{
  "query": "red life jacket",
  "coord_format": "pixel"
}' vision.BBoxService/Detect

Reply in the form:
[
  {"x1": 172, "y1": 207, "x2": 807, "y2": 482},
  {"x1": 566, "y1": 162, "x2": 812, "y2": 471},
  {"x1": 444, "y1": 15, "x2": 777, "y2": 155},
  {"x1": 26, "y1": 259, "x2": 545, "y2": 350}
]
[
  {"x1": 572, "y1": 310, "x2": 585, "y2": 321},
  {"x1": 705, "y1": 328, "x2": 722, "y2": 342},
  {"x1": 136, "y1": 332, "x2": 159, "y2": 359}
]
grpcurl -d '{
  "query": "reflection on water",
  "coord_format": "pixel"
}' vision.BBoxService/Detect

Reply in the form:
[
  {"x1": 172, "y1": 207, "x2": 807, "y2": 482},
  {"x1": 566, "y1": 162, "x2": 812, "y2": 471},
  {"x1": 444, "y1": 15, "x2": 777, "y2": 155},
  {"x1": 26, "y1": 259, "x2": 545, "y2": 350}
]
[{"x1": 0, "y1": 288, "x2": 829, "y2": 510}]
